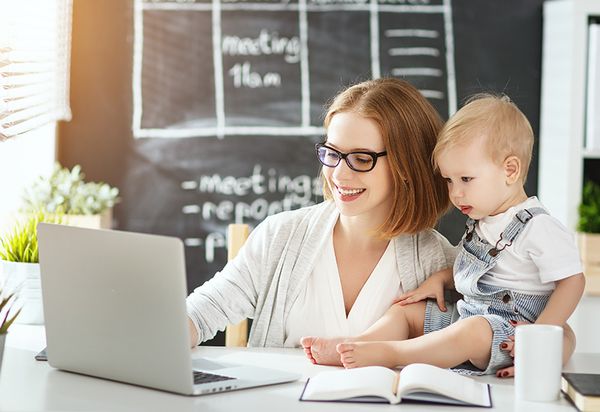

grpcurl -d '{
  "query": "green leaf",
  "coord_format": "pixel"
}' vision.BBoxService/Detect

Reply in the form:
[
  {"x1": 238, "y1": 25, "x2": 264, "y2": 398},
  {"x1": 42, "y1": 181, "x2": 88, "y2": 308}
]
[
  {"x1": 0, "y1": 289, "x2": 20, "y2": 333},
  {"x1": 578, "y1": 180, "x2": 600, "y2": 233},
  {"x1": 0, "y1": 210, "x2": 64, "y2": 263}
]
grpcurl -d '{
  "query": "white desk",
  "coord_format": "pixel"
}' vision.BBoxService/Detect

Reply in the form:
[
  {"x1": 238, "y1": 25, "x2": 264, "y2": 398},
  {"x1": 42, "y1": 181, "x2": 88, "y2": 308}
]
[{"x1": 1, "y1": 325, "x2": 596, "y2": 412}]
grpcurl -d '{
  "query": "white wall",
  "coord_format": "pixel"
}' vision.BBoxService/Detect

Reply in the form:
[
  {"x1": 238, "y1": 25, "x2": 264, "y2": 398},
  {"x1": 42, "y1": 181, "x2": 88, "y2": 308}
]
[
  {"x1": 570, "y1": 296, "x2": 600, "y2": 353},
  {"x1": 0, "y1": 123, "x2": 57, "y2": 234}
]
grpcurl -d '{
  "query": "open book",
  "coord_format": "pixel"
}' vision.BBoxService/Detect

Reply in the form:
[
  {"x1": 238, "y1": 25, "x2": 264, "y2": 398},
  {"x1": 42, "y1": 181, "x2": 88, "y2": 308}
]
[{"x1": 300, "y1": 363, "x2": 492, "y2": 407}]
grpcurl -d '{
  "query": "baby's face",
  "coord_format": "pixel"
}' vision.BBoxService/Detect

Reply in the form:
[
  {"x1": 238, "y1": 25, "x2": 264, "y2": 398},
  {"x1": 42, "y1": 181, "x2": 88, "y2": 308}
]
[{"x1": 437, "y1": 136, "x2": 514, "y2": 220}]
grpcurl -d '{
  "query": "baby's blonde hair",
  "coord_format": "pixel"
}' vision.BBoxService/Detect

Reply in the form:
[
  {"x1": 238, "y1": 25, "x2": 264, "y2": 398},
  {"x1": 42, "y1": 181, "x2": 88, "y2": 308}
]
[{"x1": 433, "y1": 94, "x2": 534, "y2": 183}]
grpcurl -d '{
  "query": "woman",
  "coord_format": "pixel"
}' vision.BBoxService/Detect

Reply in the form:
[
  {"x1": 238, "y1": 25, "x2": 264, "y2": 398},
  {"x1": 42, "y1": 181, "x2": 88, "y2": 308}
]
[{"x1": 186, "y1": 78, "x2": 454, "y2": 347}]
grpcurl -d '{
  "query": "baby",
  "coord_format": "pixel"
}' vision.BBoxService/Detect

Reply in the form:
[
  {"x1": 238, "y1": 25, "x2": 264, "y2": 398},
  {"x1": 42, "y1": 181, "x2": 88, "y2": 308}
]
[{"x1": 301, "y1": 94, "x2": 585, "y2": 375}]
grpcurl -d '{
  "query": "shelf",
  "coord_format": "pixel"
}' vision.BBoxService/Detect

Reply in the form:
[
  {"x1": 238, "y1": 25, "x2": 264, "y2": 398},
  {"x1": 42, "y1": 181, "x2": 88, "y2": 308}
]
[{"x1": 583, "y1": 149, "x2": 600, "y2": 159}]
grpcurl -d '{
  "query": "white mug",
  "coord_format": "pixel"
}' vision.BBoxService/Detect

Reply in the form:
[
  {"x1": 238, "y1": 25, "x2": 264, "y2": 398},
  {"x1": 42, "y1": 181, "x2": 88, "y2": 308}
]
[{"x1": 514, "y1": 324, "x2": 563, "y2": 402}]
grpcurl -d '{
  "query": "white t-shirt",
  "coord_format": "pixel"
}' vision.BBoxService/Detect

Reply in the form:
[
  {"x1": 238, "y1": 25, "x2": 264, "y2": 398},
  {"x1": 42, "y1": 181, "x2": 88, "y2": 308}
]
[
  {"x1": 477, "y1": 197, "x2": 583, "y2": 294},
  {"x1": 284, "y1": 234, "x2": 402, "y2": 347}
]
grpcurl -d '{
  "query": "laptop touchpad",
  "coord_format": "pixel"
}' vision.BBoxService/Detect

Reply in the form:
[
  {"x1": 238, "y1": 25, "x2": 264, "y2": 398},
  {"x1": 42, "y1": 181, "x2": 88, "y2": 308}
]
[{"x1": 192, "y1": 357, "x2": 230, "y2": 371}]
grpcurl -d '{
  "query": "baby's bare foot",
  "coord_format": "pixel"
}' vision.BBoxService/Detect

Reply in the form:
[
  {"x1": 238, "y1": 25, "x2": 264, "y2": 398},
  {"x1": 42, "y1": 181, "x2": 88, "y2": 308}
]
[
  {"x1": 300, "y1": 336, "x2": 346, "y2": 366},
  {"x1": 337, "y1": 341, "x2": 402, "y2": 369}
]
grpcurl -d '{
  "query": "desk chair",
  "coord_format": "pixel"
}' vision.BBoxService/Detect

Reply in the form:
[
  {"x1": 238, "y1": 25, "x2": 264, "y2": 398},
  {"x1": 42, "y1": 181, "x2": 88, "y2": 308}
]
[{"x1": 225, "y1": 224, "x2": 250, "y2": 347}]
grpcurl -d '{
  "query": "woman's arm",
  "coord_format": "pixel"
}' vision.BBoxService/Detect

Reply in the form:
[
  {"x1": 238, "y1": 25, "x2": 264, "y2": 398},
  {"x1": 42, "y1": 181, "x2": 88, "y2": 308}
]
[
  {"x1": 186, "y1": 221, "x2": 270, "y2": 346},
  {"x1": 188, "y1": 317, "x2": 199, "y2": 348}
]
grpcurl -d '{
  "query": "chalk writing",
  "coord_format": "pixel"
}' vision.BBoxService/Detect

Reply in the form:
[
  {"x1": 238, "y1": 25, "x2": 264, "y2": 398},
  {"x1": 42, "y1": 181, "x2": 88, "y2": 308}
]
[
  {"x1": 228, "y1": 62, "x2": 282, "y2": 88},
  {"x1": 222, "y1": 29, "x2": 301, "y2": 64},
  {"x1": 181, "y1": 164, "x2": 323, "y2": 262}
]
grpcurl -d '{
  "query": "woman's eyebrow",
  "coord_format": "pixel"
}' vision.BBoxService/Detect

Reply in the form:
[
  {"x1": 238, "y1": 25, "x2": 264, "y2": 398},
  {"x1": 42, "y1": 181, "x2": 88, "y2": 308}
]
[{"x1": 325, "y1": 141, "x2": 380, "y2": 152}]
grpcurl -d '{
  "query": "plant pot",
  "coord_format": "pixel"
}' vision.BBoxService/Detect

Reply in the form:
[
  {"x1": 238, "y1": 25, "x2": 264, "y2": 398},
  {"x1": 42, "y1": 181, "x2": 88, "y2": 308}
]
[
  {"x1": 64, "y1": 208, "x2": 113, "y2": 229},
  {"x1": 0, "y1": 260, "x2": 43, "y2": 324},
  {"x1": 578, "y1": 232, "x2": 600, "y2": 296},
  {"x1": 0, "y1": 333, "x2": 5, "y2": 371}
]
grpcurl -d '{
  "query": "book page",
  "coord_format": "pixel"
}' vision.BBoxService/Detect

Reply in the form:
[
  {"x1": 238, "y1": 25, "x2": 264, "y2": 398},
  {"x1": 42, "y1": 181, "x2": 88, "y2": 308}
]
[
  {"x1": 301, "y1": 366, "x2": 400, "y2": 403},
  {"x1": 398, "y1": 363, "x2": 491, "y2": 407}
]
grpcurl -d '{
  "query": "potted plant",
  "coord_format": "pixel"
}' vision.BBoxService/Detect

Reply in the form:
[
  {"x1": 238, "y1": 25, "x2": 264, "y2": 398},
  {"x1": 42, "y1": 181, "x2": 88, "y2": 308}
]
[
  {"x1": 0, "y1": 287, "x2": 21, "y2": 371},
  {"x1": 21, "y1": 162, "x2": 119, "y2": 229},
  {"x1": 0, "y1": 211, "x2": 62, "y2": 324},
  {"x1": 577, "y1": 180, "x2": 600, "y2": 295}
]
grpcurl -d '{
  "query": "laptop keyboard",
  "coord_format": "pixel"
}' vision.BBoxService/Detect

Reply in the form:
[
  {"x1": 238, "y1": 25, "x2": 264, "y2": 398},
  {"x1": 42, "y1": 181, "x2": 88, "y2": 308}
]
[{"x1": 193, "y1": 370, "x2": 236, "y2": 385}]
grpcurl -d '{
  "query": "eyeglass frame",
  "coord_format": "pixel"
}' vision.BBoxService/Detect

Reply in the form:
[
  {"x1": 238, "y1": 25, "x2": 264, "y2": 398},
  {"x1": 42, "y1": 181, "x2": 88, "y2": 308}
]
[{"x1": 315, "y1": 142, "x2": 387, "y2": 173}]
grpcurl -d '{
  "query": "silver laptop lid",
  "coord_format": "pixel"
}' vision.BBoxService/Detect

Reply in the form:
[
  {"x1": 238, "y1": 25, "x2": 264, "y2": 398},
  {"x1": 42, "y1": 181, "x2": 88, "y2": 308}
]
[{"x1": 38, "y1": 223, "x2": 195, "y2": 394}]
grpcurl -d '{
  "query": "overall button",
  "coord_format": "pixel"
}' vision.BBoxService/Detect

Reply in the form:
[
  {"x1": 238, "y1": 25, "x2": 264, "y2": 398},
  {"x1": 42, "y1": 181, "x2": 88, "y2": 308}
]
[{"x1": 502, "y1": 293, "x2": 511, "y2": 304}]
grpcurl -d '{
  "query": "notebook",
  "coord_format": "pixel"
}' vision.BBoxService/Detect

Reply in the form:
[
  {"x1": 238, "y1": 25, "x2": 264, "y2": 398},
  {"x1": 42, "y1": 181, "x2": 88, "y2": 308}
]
[
  {"x1": 562, "y1": 372, "x2": 600, "y2": 411},
  {"x1": 37, "y1": 223, "x2": 300, "y2": 396}
]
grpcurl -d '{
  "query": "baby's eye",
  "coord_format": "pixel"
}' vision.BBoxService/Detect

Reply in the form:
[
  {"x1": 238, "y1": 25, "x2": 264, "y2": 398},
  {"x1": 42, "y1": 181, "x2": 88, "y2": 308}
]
[
  {"x1": 444, "y1": 178, "x2": 452, "y2": 184},
  {"x1": 461, "y1": 177, "x2": 473, "y2": 183}
]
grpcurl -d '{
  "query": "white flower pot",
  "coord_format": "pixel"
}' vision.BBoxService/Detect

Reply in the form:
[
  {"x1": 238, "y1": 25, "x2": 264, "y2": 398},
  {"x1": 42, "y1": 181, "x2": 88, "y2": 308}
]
[
  {"x1": 0, "y1": 333, "x2": 6, "y2": 371},
  {"x1": 0, "y1": 260, "x2": 43, "y2": 324}
]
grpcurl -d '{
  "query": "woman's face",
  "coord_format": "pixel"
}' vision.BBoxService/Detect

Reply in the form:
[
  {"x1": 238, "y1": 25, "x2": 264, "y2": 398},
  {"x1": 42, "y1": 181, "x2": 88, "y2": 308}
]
[{"x1": 322, "y1": 112, "x2": 394, "y2": 224}]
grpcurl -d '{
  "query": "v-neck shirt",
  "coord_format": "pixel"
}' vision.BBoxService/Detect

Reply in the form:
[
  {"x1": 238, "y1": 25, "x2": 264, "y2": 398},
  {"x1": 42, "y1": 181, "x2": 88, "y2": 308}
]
[{"x1": 283, "y1": 232, "x2": 402, "y2": 347}]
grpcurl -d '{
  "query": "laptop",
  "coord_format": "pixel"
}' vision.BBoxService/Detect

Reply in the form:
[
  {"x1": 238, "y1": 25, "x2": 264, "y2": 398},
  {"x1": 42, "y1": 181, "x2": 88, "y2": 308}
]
[{"x1": 37, "y1": 223, "x2": 300, "y2": 395}]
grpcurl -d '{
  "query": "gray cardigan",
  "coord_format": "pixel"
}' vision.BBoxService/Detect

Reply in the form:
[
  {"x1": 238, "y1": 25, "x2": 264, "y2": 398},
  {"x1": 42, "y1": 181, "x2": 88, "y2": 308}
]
[{"x1": 186, "y1": 201, "x2": 456, "y2": 347}]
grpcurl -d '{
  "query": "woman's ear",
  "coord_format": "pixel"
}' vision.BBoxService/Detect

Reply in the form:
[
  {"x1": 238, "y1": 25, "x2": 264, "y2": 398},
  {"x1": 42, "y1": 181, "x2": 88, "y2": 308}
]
[{"x1": 503, "y1": 156, "x2": 521, "y2": 185}]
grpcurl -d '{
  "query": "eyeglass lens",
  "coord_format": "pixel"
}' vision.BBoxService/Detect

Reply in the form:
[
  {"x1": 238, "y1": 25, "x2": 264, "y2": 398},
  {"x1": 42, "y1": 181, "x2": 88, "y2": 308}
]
[{"x1": 316, "y1": 145, "x2": 375, "y2": 172}]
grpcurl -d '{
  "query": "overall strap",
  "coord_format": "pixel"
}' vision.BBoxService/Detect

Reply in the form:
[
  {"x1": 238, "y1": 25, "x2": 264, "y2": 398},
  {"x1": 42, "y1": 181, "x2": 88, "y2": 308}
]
[
  {"x1": 463, "y1": 217, "x2": 477, "y2": 242},
  {"x1": 488, "y1": 207, "x2": 547, "y2": 257}
]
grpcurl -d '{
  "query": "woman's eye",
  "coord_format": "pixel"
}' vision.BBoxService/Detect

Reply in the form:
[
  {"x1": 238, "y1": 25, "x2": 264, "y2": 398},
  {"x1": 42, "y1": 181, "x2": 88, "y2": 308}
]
[
  {"x1": 461, "y1": 177, "x2": 473, "y2": 183},
  {"x1": 326, "y1": 152, "x2": 339, "y2": 159},
  {"x1": 353, "y1": 155, "x2": 372, "y2": 164},
  {"x1": 445, "y1": 178, "x2": 452, "y2": 184}
]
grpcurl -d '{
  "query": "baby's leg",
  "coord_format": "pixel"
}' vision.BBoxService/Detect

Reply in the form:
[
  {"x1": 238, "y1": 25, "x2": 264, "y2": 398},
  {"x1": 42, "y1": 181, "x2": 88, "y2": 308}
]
[
  {"x1": 301, "y1": 301, "x2": 426, "y2": 365},
  {"x1": 337, "y1": 315, "x2": 493, "y2": 369}
]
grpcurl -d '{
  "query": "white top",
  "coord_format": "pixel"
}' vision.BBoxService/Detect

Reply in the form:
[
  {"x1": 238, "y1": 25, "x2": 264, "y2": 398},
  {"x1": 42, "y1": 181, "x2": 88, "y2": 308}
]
[
  {"x1": 284, "y1": 234, "x2": 401, "y2": 347},
  {"x1": 477, "y1": 197, "x2": 583, "y2": 293},
  {"x1": 187, "y1": 201, "x2": 456, "y2": 346}
]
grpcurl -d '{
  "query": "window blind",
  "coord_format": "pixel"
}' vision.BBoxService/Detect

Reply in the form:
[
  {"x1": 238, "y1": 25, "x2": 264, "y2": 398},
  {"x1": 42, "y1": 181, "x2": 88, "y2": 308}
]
[{"x1": 0, "y1": 0, "x2": 73, "y2": 140}]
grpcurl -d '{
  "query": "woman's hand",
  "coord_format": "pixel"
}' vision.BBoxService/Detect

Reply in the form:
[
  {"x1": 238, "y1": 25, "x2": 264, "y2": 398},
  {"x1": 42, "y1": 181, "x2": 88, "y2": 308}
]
[
  {"x1": 496, "y1": 328, "x2": 519, "y2": 378},
  {"x1": 394, "y1": 268, "x2": 452, "y2": 312},
  {"x1": 496, "y1": 321, "x2": 577, "y2": 378}
]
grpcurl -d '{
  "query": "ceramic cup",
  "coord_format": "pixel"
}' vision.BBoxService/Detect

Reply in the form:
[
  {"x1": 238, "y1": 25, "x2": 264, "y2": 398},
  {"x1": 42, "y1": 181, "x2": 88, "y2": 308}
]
[{"x1": 515, "y1": 324, "x2": 563, "y2": 402}]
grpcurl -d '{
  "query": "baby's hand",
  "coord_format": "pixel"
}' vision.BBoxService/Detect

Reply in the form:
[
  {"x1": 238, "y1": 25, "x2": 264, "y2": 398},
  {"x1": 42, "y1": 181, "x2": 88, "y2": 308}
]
[{"x1": 394, "y1": 269, "x2": 450, "y2": 312}]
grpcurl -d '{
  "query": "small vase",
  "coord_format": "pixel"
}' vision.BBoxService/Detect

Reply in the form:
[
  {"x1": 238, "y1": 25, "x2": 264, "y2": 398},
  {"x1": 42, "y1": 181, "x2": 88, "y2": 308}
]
[
  {"x1": 0, "y1": 260, "x2": 43, "y2": 324},
  {"x1": 0, "y1": 333, "x2": 6, "y2": 371},
  {"x1": 64, "y1": 208, "x2": 113, "y2": 229},
  {"x1": 578, "y1": 232, "x2": 600, "y2": 296}
]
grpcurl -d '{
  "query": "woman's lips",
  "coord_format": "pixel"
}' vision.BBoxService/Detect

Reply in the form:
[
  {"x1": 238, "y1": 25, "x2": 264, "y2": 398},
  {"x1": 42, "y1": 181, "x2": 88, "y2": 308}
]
[{"x1": 336, "y1": 186, "x2": 365, "y2": 202}]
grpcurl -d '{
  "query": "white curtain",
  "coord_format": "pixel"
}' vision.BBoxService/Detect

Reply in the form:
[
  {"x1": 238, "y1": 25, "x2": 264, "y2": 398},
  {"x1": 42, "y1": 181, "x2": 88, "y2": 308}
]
[{"x1": 0, "y1": 0, "x2": 73, "y2": 140}]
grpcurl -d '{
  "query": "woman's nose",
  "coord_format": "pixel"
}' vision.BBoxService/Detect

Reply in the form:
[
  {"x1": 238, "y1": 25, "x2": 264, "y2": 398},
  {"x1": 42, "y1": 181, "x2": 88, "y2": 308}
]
[{"x1": 332, "y1": 158, "x2": 353, "y2": 179}]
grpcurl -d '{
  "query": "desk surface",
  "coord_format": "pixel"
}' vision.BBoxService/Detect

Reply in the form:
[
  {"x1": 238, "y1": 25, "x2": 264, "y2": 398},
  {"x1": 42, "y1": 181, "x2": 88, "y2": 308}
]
[{"x1": 1, "y1": 325, "x2": 595, "y2": 412}]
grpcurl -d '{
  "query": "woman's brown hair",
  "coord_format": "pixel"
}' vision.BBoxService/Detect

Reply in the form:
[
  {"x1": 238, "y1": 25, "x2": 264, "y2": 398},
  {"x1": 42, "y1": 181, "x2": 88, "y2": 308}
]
[{"x1": 322, "y1": 78, "x2": 450, "y2": 237}]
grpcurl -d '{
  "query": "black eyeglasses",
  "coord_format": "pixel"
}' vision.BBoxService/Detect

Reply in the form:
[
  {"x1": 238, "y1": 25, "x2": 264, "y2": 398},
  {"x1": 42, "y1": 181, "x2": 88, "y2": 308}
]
[{"x1": 315, "y1": 143, "x2": 387, "y2": 172}]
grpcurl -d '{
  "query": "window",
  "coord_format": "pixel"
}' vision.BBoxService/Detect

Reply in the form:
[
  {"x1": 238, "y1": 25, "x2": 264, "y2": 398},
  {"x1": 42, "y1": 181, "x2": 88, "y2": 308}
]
[{"x1": 0, "y1": 0, "x2": 72, "y2": 140}]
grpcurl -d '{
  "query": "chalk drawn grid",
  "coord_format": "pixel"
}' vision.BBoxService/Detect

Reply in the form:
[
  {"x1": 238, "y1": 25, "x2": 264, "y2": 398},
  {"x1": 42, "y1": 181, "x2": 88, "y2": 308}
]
[{"x1": 133, "y1": 0, "x2": 456, "y2": 139}]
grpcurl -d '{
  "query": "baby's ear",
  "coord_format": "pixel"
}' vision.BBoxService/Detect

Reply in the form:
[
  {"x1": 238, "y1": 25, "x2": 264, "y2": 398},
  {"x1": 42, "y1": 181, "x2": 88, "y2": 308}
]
[{"x1": 503, "y1": 156, "x2": 521, "y2": 185}]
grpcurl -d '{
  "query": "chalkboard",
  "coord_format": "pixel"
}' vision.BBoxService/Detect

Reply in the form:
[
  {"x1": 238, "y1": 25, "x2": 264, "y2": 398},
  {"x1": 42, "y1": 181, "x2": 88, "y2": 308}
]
[
  {"x1": 58, "y1": 0, "x2": 544, "y2": 342},
  {"x1": 134, "y1": 0, "x2": 457, "y2": 136}
]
